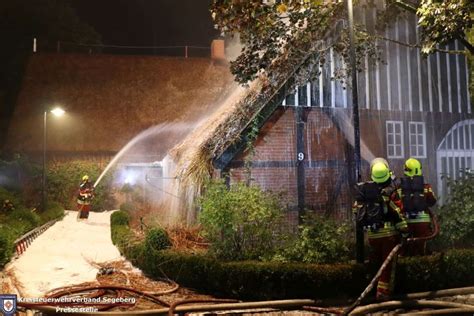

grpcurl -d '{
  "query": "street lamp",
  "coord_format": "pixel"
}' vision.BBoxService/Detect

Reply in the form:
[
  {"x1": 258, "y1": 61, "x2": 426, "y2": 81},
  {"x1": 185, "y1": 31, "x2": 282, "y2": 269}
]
[{"x1": 42, "y1": 106, "x2": 65, "y2": 211}]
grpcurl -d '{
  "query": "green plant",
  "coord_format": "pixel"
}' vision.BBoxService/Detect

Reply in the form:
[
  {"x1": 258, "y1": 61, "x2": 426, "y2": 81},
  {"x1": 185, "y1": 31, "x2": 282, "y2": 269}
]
[
  {"x1": 274, "y1": 213, "x2": 351, "y2": 264},
  {"x1": 119, "y1": 202, "x2": 135, "y2": 214},
  {"x1": 199, "y1": 180, "x2": 285, "y2": 261},
  {"x1": 47, "y1": 161, "x2": 115, "y2": 211},
  {"x1": 436, "y1": 171, "x2": 474, "y2": 248},
  {"x1": 40, "y1": 201, "x2": 65, "y2": 223},
  {"x1": 111, "y1": 210, "x2": 129, "y2": 226},
  {"x1": 0, "y1": 230, "x2": 14, "y2": 267},
  {"x1": 144, "y1": 227, "x2": 172, "y2": 252}
]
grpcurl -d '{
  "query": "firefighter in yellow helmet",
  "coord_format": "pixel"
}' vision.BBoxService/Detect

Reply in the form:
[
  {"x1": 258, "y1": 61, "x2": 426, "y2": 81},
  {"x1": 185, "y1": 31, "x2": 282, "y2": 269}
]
[
  {"x1": 353, "y1": 158, "x2": 408, "y2": 299},
  {"x1": 77, "y1": 175, "x2": 94, "y2": 219},
  {"x1": 392, "y1": 158, "x2": 437, "y2": 256}
]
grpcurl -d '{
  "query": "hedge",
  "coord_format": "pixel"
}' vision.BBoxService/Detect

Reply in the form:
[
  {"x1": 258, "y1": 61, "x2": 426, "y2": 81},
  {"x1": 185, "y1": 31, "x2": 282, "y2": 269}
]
[
  {"x1": 0, "y1": 200, "x2": 65, "y2": 268},
  {"x1": 111, "y1": 214, "x2": 474, "y2": 300}
]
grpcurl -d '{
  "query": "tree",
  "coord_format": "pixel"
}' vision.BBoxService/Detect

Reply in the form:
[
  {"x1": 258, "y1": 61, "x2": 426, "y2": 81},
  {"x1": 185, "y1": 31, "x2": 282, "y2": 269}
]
[{"x1": 210, "y1": 0, "x2": 473, "y2": 85}]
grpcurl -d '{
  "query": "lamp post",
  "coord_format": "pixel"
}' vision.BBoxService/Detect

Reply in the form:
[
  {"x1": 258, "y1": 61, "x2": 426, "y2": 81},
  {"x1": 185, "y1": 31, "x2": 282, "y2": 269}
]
[{"x1": 42, "y1": 106, "x2": 65, "y2": 211}]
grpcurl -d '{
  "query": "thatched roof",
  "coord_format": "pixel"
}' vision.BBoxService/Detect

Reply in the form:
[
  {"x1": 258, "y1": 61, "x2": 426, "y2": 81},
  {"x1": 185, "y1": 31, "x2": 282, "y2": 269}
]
[{"x1": 5, "y1": 53, "x2": 235, "y2": 158}]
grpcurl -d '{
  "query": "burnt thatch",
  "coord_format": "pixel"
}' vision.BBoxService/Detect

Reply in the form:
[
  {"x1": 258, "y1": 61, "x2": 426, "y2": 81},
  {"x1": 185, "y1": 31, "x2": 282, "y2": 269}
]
[{"x1": 5, "y1": 53, "x2": 235, "y2": 158}]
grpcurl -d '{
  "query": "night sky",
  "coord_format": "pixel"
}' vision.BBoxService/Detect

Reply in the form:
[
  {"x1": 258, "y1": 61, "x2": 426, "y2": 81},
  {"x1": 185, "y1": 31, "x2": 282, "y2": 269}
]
[{"x1": 70, "y1": 0, "x2": 219, "y2": 47}]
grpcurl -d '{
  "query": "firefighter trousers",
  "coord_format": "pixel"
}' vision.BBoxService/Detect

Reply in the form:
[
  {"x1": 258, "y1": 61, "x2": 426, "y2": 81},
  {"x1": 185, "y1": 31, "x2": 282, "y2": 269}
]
[{"x1": 368, "y1": 234, "x2": 400, "y2": 298}]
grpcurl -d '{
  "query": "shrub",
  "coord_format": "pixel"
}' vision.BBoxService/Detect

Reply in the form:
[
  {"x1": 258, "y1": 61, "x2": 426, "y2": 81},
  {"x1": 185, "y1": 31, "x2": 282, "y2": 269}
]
[
  {"x1": 274, "y1": 213, "x2": 351, "y2": 264},
  {"x1": 131, "y1": 247, "x2": 474, "y2": 301},
  {"x1": 47, "y1": 161, "x2": 115, "y2": 211},
  {"x1": 111, "y1": 210, "x2": 129, "y2": 226},
  {"x1": 0, "y1": 187, "x2": 23, "y2": 209},
  {"x1": 199, "y1": 180, "x2": 285, "y2": 261},
  {"x1": 144, "y1": 227, "x2": 172, "y2": 252},
  {"x1": 119, "y1": 202, "x2": 135, "y2": 213},
  {"x1": 0, "y1": 230, "x2": 14, "y2": 267},
  {"x1": 40, "y1": 201, "x2": 65, "y2": 223},
  {"x1": 436, "y1": 171, "x2": 474, "y2": 248}
]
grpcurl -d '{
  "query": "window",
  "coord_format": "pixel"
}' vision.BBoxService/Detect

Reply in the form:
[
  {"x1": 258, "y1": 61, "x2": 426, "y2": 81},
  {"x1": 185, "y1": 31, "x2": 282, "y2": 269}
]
[
  {"x1": 386, "y1": 121, "x2": 404, "y2": 158},
  {"x1": 409, "y1": 121, "x2": 426, "y2": 158}
]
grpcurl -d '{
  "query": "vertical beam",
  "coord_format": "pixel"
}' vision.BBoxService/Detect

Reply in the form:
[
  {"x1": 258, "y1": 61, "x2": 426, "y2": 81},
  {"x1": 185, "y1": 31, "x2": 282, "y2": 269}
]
[
  {"x1": 415, "y1": 17, "x2": 423, "y2": 112},
  {"x1": 395, "y1": 17, "x2": 402, "y2": 110},
  {"x1": 295, "y1": 106, "x2": 305, "y2": 222},
  {"x1": 446, "y1": 45, "x2": 453, "y2": 113},
  {"x1": 330, "y1": 47, "x2": 336, "y2": 108},
  {"x1": 455, "y1": 41, "x2": 462, "y2": 114},
  {"x1": 386, "y1": 27, "x2": 392, "y2": 110},
  {"x1": 347, "y1": 0, "x2": 363, "y2": 264},
  {"x1": 306, "y1": 82, "x2": 311, "y2": 107},
  {"x1": 436, "y1": 50, "x2": 443, "y2": 112},
  {"x1": 319, "y1": 63, "x2": 324, "y2": 107},
  {"x1": 427, "y1": 55, "x2": 434, "y2": 112},
  {"x1": 374, "y1": 8, "x2": 381, "y2": 110},
  {"x1": 405, "y1": 17, "x2": 413, "y2": 112}
]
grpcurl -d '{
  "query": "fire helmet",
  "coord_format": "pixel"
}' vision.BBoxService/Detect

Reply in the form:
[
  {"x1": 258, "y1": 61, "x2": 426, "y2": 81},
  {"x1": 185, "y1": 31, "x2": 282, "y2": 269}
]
[
  {"x1": 82, "y1": 175, "x2": 89, "y2": 181},
  {"x1": 404, "y1": 158, "x2": 422, "y2": 177},
  {"x1": 371, "y1": 160, "x2": 391, "y2": 184}
]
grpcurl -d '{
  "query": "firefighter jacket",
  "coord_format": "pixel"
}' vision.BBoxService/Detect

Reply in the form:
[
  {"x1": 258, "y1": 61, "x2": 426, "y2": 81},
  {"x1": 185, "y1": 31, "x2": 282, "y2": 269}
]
[
  {"x1": 353, "y1": 181, "x2": 408, "y2": 239},
  {"x1": 392, "y1": 176, "x2": 437, "y2": 224},
  {"x1": 77, "y1": 181, "x2": 94, "y2": 205}
]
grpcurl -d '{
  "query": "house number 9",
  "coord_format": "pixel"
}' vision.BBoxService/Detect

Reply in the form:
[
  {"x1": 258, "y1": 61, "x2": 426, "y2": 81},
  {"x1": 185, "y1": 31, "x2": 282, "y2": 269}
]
[{"x1": 297, "y1": 152, "x2": 305, "y2": 161}]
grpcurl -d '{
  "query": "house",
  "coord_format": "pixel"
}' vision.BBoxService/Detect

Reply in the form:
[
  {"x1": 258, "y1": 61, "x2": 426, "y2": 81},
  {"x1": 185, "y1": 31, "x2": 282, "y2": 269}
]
[
  {"x1": 4, "y1": 4, "x2": 472, "y2": 224},
  {"x1": 170, "y1": 2, "x2": 473, "y2": 222}
]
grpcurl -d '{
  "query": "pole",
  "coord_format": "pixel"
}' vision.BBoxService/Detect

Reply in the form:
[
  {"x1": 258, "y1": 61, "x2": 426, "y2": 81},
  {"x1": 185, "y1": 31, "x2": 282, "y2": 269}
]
[
  {"x1": 347, "y1": 0, "x2": 364, "y2": 263},
  {"x1": 42, "y1": 111, "x2": 47, "y2": 211}
]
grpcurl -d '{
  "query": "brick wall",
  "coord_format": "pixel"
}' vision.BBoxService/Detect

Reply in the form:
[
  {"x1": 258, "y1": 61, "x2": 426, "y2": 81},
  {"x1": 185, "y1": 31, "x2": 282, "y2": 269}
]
[{"x1": 226, "y1": 107, "x2": 353, "y2": 220}]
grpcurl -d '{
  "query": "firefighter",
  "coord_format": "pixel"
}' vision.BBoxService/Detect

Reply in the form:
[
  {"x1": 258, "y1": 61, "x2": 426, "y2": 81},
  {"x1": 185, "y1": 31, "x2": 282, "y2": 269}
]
[
  {"x1": 77, "y1": 175, "x2": 94, "y2": 219},
  {"x1": 393, "y1": 158, "x2": 437, "y2": 256},
  {"x1": 353, "y1": 159, "x2": 408, "y2": 299}
]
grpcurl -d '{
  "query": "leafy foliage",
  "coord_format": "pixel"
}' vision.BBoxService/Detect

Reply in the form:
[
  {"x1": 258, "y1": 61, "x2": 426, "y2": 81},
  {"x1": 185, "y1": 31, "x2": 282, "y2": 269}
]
[
  {"x1": 416, "y1": 0, "x2": 473, "y2": 54},
  {"x1": 0, "y1": 186, "x2": 64, "y2": 268},
  {"x1": 47, "y1": 161, "x2": 115, "y2": 211},
  {"x1": 274, "y1": 213, "x2": 351, "y2": 264},
  {"x1": 111, "y1": 210, "x2": 129, "y2": 226},
  {"x1": 144, "y1": 227, "x2": 172, "y2": 252},
  {"x1": 199, "y1": 180, "x2": 285, "y2": 260},
  {"x1": 436, "y1": 171, "x2": 474, "y2": 248},
  {"x1": 211, "y1": 0, "x2": 473, "y2": 87}
]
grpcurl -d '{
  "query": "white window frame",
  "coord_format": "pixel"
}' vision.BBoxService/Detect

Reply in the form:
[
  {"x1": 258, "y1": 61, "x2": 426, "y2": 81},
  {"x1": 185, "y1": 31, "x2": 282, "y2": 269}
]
[
  {"x1": 386, "y1": 121, "x2": 404, "y2": 158},
  {"x1": 409, "y1": 121, "x2": 427, "y2": 158}
]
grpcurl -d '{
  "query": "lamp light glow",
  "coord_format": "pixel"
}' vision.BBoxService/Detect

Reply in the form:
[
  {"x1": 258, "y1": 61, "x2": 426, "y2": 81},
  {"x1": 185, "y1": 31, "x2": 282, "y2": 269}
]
[{"x1": 51, "y1": 107, "x2": 65, "y2": 117}]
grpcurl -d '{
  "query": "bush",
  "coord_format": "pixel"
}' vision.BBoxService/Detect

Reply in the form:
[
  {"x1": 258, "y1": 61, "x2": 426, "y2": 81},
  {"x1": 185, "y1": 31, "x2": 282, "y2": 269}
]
[
  {"x1": 111, "y1": 210, "x2": 129, "y2": 226},
  {"x1": 131, "y1": 247, "x2": 474, "y2": 300},
  {"x1": 0, "y1": 230, "x2": 14, "y2": 267},
  {"x1": 0, "y1": 187, "x2": 23, "y2": 209},
  {"x1": 40, "y1": 201, "x2": 65, "y2": 223},
  {"x1": 274, "y1": 213, "x2": 351, "y2": 264},
  {"x1": 436, "y1": 171, "x2": 474, "y2": 248},
  {"x1": 119, "y1": 202, "x2": 135, "y2": 213},
  {"x1": 199, "y1": 180, "x2": 285, "y2": 261},
  {"x1": 47, "y1": 161, "x2": 115, "y2": 211},
  {"x1": 145, "y1": 227, "x2": 172, "y2": 252}
]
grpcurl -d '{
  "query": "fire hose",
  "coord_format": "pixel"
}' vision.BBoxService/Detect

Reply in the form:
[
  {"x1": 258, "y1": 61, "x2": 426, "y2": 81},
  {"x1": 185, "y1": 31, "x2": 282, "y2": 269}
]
[{"x1": 342, "y1": 210, "x2": 440, "y2": 315}]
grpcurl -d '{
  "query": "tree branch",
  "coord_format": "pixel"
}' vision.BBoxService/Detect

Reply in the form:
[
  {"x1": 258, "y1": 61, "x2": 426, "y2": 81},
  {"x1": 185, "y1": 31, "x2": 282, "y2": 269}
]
[
  {"x1": 374, "y1": 34, "x2": 467, "y2": 55},
  {"x1": 391, "y1": 0, "x2": 417, "y2": 14},
  {"x1": 456, "y1": 36, "x2": 474, "y2": 55}
]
